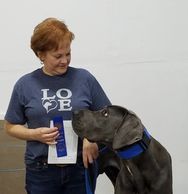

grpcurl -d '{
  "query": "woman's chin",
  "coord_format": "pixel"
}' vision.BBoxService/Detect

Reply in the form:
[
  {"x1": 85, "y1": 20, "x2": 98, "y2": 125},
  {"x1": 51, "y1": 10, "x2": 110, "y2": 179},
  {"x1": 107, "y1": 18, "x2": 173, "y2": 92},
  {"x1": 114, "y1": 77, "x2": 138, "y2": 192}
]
[{"x1": 56, "y1": 67, "x2": 68, "y2": 75}]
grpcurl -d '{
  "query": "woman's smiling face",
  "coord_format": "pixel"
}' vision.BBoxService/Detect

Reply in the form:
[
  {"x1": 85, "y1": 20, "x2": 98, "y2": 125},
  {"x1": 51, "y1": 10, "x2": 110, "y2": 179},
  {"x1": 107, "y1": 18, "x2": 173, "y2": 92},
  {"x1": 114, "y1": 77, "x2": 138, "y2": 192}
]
[{"x1": 39, "y1": 41, "x2": 71, "y2": 76}]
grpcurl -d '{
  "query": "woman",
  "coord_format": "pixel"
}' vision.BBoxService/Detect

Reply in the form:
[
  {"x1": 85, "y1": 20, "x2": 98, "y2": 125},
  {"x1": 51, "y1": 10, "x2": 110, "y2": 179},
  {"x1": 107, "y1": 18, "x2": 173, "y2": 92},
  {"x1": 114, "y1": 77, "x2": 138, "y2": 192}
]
[{"x1": 4, "y1": 18, "x2": 111, "y2": 194}]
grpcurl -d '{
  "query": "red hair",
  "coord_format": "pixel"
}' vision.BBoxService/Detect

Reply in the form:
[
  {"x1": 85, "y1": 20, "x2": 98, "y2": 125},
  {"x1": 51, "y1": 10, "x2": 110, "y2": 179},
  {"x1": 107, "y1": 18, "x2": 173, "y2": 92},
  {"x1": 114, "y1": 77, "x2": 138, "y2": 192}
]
[{"x1": 30, "y1": 18, "x2": 74, "y2": 56}]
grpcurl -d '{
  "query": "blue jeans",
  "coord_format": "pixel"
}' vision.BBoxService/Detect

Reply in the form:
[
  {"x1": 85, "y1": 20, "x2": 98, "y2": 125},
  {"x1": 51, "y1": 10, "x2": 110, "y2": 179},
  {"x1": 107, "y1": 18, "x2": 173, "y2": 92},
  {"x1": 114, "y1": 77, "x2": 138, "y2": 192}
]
[{"x1": 25, "y1": 159, "x2": 87, "y2": 194}]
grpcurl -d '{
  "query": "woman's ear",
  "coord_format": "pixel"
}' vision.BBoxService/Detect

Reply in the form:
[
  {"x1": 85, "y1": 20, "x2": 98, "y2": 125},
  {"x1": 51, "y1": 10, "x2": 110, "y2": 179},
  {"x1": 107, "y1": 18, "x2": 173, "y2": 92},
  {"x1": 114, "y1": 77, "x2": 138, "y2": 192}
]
[{"x1": 37, "y1": 51, "x2": 45, "y2": 62}]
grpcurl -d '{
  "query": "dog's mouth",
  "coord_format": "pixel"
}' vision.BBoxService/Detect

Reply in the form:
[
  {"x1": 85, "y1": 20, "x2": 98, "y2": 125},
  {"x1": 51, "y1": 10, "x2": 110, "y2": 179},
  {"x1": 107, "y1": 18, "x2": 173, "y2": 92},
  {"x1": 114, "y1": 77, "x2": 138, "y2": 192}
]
[
  {"x1": 72, "y1": 120, "x2": 104, "y2": 143},
  {"x1": 72, "y1": 120, "x2": 90, "y2": 141},
  {"x1": 72, "y1": 122, "x2": 94, "y2": 141}
]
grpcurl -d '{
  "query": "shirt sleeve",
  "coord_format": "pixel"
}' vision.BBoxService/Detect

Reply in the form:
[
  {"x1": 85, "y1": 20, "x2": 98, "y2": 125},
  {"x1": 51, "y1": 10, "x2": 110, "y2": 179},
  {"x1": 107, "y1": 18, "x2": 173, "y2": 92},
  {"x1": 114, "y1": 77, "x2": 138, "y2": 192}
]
[
  {"x1": 89, "y1": 75, "x2": 111, "y2": 110},
  {"x1": 4, "y1": 82, "x2": 27, "y2": 124}
]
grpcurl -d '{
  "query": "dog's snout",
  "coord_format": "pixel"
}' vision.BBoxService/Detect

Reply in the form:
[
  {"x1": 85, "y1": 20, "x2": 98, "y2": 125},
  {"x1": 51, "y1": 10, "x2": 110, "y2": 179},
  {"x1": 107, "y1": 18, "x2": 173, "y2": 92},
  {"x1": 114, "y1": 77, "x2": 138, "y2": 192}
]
[
  {"x1": 73, "y1": 109, "x2": 87, "y2": 117},
  {"x1": 73, "y1": 110, "x2": 80, "y2": 115},
  {"x1": 72, "y1": 110, "x2": 84, "y2": 119}
]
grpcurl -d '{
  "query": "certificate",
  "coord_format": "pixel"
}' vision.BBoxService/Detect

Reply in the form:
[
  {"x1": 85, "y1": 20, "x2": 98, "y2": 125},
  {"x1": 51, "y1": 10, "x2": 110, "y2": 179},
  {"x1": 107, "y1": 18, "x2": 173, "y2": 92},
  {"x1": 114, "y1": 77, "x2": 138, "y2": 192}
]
[{"x1": 48, "y1": 120, "x2": 78, "y2": 164}]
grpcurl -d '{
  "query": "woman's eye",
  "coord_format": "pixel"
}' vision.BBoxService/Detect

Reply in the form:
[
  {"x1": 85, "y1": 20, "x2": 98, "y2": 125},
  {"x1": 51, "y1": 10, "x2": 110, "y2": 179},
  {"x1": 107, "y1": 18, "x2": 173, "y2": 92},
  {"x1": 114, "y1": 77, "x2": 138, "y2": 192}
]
[{"x1": 54, "y1": 55, "x2": 61, "y2": 59}]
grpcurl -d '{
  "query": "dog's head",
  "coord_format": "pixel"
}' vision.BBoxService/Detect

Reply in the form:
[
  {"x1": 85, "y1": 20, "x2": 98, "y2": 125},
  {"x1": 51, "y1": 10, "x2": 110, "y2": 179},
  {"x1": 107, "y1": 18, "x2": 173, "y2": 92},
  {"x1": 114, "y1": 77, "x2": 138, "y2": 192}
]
[{"x1": 72, "y1": 105, "x2": 144, "y2": 150}]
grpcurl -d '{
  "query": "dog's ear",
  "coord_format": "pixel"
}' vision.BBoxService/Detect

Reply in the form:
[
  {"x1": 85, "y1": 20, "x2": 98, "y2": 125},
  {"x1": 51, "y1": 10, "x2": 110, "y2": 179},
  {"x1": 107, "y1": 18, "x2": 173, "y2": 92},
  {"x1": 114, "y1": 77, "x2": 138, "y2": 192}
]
[{"x1": 112, "y1": 111, "x2": 144, "y2": 150}]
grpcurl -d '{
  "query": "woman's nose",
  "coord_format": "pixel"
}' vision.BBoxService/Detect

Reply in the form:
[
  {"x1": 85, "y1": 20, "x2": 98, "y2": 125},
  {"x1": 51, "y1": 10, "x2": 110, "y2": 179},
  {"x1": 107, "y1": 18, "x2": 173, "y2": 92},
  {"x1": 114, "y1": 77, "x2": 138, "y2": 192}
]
[{"x1": 60, "y1": 56, "x2": 68, "y2": 63}]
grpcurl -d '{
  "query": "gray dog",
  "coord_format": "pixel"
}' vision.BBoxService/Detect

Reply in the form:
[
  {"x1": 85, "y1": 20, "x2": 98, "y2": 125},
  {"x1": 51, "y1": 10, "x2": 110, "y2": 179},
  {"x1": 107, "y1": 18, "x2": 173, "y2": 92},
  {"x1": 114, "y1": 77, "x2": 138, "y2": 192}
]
[{"x1": 72, "y1": 105, "x2": 173, "y2": 194}]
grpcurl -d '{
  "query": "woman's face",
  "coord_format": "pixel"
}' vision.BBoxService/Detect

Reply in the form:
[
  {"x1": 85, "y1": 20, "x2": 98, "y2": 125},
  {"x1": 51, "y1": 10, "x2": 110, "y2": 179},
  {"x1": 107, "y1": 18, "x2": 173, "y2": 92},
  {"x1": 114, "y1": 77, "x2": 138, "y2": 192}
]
[{"x1": 39, "y1": 41, "x2": 71, "y2": 76}]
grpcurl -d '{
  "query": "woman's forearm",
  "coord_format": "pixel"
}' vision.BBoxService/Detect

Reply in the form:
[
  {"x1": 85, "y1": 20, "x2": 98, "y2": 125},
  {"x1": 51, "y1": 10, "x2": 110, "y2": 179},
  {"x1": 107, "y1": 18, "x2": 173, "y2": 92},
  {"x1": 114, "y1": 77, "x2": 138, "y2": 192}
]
[
  {"x1": 4, "y1": 120, "x2": 59, "y2": 144},
  {"x1": 4, "y1": 120, "x2": 35, "y2": 141}
]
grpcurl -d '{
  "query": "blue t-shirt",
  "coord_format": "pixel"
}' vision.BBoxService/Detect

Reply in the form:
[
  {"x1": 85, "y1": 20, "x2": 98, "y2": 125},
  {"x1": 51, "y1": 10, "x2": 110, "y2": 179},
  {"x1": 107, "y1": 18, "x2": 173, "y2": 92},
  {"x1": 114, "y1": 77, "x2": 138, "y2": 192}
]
[{"x1": 5, "y1": 67, "x2": 111, "y2": 164}]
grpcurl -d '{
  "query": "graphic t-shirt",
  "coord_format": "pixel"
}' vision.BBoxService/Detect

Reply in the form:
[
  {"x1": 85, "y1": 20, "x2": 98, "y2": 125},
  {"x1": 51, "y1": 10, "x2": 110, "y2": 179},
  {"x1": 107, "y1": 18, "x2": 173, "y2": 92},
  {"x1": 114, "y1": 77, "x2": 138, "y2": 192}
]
[{"x1": 5, "y1": 67, "x2": 111, "y2": 164}]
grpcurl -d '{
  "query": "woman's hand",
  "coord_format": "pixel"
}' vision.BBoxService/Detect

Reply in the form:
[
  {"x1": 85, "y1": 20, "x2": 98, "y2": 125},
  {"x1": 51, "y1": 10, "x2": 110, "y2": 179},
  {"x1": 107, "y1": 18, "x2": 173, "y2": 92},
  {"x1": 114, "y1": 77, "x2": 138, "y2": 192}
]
[
  {"x1": 33, "y1": 127, "x2": 59, "y2": 145},
  {"x1": 82, "y1": 138, "x2": 99, "y2": 168}
]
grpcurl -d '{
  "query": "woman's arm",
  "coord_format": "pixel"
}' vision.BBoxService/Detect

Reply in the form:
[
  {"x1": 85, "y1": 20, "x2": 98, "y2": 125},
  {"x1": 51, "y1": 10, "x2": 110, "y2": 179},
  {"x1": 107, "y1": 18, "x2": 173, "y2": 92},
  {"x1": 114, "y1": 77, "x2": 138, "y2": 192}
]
[{"x1": 4, "y1": 120, "x2": 59, "y2": 145}]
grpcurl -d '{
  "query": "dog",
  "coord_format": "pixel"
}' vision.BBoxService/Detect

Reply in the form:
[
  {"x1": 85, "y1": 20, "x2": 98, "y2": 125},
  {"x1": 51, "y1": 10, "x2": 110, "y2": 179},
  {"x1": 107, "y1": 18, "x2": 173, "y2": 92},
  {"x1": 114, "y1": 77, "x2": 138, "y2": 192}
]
[{"x1": 72, "y1": 105, "x2": 173, "y2": 194}]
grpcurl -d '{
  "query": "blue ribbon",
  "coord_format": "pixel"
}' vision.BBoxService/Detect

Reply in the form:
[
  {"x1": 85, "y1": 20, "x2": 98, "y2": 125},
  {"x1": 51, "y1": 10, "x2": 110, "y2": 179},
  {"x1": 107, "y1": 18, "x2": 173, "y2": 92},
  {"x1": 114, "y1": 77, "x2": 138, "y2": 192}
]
[{"x1": 53, "y1": 116, "x2": 67, "y2": 157}]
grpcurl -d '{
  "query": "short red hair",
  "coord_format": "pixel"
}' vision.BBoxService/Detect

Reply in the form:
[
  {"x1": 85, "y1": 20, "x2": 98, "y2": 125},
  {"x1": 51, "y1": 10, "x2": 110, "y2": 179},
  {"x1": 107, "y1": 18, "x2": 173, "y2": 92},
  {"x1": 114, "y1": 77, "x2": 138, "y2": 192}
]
[{"x1": 30, "y1": 18, "x2": 74, "y2": 56}]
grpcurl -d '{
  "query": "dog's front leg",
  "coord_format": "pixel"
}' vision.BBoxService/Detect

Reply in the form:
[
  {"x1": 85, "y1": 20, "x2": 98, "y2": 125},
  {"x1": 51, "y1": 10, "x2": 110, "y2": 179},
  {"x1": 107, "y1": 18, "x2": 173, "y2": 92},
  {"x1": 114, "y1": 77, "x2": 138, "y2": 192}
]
[{"x1": 115, "y1": 165, "x2": 135, "y2": 194}]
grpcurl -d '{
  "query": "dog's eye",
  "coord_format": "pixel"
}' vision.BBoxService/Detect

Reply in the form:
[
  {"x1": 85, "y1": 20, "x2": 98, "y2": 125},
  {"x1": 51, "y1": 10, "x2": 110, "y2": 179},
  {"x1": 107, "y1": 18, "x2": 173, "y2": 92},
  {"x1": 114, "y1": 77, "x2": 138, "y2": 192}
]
[{"x1": 102, "y1": 110, "x2": 108, "y2": 117}]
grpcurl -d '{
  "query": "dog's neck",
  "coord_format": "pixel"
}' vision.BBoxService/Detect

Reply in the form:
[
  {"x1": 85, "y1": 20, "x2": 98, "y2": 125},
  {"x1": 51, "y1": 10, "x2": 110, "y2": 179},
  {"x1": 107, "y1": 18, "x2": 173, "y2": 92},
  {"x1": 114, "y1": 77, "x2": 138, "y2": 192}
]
[{"x1": 116, "y1": 128, "x2": 151, "y2": 160}]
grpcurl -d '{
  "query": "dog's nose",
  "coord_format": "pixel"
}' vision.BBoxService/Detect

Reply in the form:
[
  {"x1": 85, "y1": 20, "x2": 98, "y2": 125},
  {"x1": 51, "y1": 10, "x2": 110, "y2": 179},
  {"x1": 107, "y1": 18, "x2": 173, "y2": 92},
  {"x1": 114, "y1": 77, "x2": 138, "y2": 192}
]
[
  {"x1": 73, "y1": 110, "x2": 80, "y2": 115},
  {"x1": 72, "y1": 110, "x2": 82, "y2": 119}
]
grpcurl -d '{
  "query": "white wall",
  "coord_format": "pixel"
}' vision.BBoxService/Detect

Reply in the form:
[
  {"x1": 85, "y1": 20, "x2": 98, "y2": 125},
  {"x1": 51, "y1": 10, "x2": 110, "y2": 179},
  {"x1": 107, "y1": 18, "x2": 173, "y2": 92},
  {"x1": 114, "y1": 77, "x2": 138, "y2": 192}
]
[{"x1": 0, "y1": 0, "x2": 188, "y2": 193}]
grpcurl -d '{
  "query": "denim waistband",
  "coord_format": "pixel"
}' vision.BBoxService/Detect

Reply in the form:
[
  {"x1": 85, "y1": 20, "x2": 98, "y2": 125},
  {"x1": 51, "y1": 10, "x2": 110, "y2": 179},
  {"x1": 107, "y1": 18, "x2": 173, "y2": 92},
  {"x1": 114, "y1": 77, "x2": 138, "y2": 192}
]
[
  {"x1": 26, "y1": 154, "x2": 84, "y2": 169},
  {"x1": 26, "y1": 158, "x2": 68, "y2": 169}
]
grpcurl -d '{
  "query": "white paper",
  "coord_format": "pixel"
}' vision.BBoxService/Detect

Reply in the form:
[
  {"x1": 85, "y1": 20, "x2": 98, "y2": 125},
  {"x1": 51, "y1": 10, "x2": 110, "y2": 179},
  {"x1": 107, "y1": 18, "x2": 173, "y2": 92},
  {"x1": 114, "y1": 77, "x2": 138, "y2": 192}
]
[{"x1": 48, "y1": 120, "x2": 78, "y2": 164}]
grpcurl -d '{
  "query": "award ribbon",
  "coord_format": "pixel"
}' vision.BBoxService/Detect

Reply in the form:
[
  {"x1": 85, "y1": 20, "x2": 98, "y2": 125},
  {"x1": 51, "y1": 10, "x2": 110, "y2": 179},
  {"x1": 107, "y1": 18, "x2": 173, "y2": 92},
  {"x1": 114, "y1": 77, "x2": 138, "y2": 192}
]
[{"x1": 53, "y1": 116, "x2": 67, "y2": 157}]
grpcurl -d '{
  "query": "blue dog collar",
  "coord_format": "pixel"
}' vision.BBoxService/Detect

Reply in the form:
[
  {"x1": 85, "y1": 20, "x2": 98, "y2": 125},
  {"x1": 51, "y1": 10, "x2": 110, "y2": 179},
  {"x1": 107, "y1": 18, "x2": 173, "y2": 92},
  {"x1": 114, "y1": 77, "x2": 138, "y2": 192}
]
[{"x1": 117, "y1": 128, "x2": 151, "y2": 160}]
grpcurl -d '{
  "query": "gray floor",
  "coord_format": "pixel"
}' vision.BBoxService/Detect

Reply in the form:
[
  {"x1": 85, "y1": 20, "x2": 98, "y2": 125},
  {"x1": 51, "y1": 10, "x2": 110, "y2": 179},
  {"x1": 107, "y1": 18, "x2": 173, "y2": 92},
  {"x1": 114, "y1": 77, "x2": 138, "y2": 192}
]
[{"x1": 0, "y1": 120, "x2": 26, "y2": 194}]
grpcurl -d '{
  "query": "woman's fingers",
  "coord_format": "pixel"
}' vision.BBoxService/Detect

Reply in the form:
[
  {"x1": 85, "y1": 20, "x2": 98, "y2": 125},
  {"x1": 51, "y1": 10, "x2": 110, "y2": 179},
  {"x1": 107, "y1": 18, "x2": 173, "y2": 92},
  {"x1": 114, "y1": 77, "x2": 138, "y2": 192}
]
[
  {"x1": 82, "y1": 138, "x2": 99, "y2": 168},
  {"x1": 35, "y1": 127, "x2": 59, "y2": 144}
]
